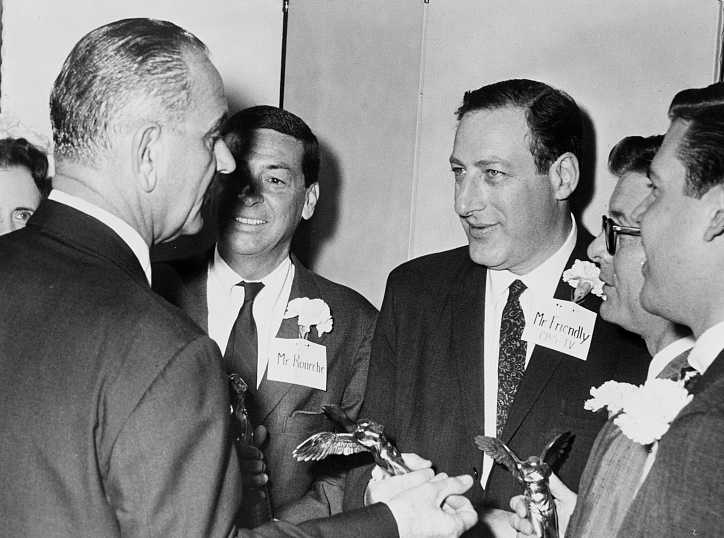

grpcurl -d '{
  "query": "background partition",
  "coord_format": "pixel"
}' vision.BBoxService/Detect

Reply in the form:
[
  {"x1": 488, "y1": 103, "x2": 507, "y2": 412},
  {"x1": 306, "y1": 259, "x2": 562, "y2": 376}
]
[
  {"x1": 286, "y1": 0, "x2": 720, "y2": 307},
  {"x1": 0, "y1": 1, "x2": 720, "y2": 307}
]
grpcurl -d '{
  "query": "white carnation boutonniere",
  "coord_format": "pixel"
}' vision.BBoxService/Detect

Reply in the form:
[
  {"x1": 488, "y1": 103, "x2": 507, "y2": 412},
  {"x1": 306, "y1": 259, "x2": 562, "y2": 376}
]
[
  {"x1": 585, "y1": 378, "x2": 694, "y2": 445},
  {"x1": 284, "y1": 297, "x2": 333, "y2": 340},
  {"x1": 562, "y1": 259, "x2": 604, "y2": 303}
]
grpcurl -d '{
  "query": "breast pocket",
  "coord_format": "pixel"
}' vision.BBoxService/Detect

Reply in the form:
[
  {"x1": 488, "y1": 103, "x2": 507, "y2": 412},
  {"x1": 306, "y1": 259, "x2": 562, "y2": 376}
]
[{"x1": 284, "y1": 409, "x2": 333, "y2": 434}]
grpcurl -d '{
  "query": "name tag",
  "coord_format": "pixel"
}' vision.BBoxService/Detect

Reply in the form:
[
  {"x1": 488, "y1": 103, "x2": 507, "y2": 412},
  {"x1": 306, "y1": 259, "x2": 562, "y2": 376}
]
[
  {"x1": 521, "y1": 299, "x2": 596, "y2": 361},
  {"x1": 267, "y1": 338, "x2": 327, "y2": 390}
]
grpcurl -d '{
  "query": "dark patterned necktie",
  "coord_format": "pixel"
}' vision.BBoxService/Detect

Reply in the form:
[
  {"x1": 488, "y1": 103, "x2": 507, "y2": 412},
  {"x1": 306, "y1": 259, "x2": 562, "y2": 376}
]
[
  {"x1": 224, "y1": 281, "x2": 264, "y2": 394},
  {"x1": 496, "y1": 279, "x2": 527, "y2": 438}
]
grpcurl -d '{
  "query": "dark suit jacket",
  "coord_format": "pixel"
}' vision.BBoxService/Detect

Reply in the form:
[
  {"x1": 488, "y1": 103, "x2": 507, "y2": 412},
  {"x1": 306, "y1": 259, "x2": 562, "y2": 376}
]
[
  {"x1": 0, "y1": 201, "x2": 394, "y2": 538},
  {"x1": 153, "y1": 253, "x2": 377, "y2": 522},
  {"x1": 344, "y1": 226, "x2": 648, "y2": 536},
  {"x1": 618, "y1": 349, "x2": 724, "y2": 537}
]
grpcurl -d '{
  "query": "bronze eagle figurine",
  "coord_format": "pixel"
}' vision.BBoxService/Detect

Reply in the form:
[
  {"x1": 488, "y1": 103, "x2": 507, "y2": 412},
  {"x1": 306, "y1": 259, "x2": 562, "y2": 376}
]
[
  {"x1": 292, "y1": 404, "x2": 411, "y2": 476},
  {"x1": 475, "y1": 431, "x2": 573, "y2": 538}
]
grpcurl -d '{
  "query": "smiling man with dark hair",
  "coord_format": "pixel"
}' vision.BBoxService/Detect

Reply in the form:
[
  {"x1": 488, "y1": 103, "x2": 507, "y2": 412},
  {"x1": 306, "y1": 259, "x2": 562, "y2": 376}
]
[{"x1": 345, "y1": 79, "x2": 648, "y2": 536}]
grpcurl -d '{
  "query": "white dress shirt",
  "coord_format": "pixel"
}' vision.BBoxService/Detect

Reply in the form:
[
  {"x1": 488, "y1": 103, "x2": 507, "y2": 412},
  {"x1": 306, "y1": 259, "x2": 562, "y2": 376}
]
[
  {"x1": 687, "y1": 319, "x2": 724, "y2": 376},
  {"x1": 636, "y1": 335, "x2": 696, "y2": 489},
  {"x1": 48, "y1": 189, "x2": 152, "y2": 285},
  {"x1": 206, "y1": 251, "x2": 294, "y2": 389},
  {"x1": 481, "y1": 217, "x2": 577, "y2": 484},
  {"x1": 647, "y1": 335, "x2": 696, "y2": 380}
]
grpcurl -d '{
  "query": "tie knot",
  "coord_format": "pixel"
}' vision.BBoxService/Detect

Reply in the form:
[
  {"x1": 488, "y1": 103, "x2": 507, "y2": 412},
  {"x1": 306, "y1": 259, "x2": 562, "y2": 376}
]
[
  {"x1": 240, "y1": 281, "x2": 264, "y2": 304},
  {"x1": 508, "y1": 279, "x2": 526, "y2": 300}
]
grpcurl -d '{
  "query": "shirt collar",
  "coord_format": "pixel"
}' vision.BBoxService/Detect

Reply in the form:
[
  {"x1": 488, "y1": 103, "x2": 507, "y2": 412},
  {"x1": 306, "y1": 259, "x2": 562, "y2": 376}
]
[
  {"x1": 48, "y1": 189, "x2": 151, "y2": 285},
  {"x1": 209, "y1": 247, "x2": 293, "y2": 291},
  {"x1": 687, "y1": 319, "x2": 724, "y2": 375},
  {"x1": 488, "y1": 215, "x2": 577, "y2": 299},
  {"x1": 647, "y1": 335, "x2": 696, "y2": 380}
]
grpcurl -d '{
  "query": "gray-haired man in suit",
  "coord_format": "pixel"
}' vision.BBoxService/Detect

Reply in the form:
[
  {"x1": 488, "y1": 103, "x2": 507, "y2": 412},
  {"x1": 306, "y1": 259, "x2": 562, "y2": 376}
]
[{"x1": 0, "y1": 18, "x2": 475, "y2": 538}]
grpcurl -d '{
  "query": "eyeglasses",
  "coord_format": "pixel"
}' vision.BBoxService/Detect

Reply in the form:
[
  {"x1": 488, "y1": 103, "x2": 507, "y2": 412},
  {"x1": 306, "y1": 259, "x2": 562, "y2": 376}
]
[{"x1": 602, "y1": 215, "x2": 640, "y2": 255}]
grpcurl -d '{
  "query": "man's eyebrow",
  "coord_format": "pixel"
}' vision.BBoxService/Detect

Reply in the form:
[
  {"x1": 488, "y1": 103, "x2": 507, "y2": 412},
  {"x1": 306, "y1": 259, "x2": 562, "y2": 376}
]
[
  {"x1": 264, "y1": 163, "x2": 292, "y2": 171},
  {"x1": 646, "y1": 166, "x2": 658, "y2": 180},
  {"x1": 474, "y1": 158, "x2": 510, "y2": 168},
  {"x1": 609, "y1": 209, "x2": 626, "y2": 222}
]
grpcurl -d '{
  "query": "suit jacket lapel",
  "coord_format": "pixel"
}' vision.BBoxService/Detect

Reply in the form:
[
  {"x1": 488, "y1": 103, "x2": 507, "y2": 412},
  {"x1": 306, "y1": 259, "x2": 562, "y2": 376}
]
[
  {"x1": 452, "y1": 259, "x2": 486, "y2": 441},
  {"x1": 501, "y1": 226, "x2": 597, "y2": 442},
  {"x1": 255, "y1": 257, "x2": 321, "y2": 423}
]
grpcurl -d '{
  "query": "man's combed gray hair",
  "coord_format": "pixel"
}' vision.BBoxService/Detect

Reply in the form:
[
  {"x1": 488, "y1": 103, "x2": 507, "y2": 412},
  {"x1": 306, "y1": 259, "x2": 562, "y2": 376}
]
[{"x1": 50, "y1": 18, "x2": 207, "y2": 167}]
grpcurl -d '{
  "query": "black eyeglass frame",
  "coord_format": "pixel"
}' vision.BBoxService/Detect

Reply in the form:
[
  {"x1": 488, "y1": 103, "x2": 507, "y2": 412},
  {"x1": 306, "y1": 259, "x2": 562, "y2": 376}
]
[{"x1": 601, "y1": 215, "x2": 640, "y2": 255}]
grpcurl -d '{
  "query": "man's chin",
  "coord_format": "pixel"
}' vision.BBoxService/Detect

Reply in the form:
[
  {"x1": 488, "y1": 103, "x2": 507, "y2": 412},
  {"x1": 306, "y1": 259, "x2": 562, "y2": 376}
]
[
  {"x1": 639, "y1": 283, "x2": 664, "y2": 320},
  {"x1": 164, "y1": 218, "x2": 204, "y2": 242},
  {"x1": 467, "y1": 242, "x2": 506, "y2": 269}
]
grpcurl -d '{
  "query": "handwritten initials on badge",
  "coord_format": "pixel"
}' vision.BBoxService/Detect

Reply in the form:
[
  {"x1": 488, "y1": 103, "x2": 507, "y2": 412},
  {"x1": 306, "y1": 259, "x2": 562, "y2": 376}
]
[
  {"x1": 267, "y1": 338, "x2": 328, "y2": 390},
  {"x1": 521, "y1": 299, "x2": 596, "y2": 361}
]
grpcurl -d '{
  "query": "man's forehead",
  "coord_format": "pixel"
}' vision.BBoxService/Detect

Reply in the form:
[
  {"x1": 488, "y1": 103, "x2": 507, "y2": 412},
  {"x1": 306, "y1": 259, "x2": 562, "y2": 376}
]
[
  {"x1": 452, "y1": 106, "x2": 530, "y2": 157},
  {"x1": 610, "y1": 172, "x2": 650, "y2": 221},
  {"x1": 651, "y1": 119, "x2": 688, "y2": 176}
]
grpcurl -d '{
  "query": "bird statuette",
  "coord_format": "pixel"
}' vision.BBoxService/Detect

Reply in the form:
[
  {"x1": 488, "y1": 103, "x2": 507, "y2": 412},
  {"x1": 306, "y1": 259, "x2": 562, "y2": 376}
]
[
  {"x1": 292, "y1": 404, "x2": 411, "y2": 476},
  {"x1": 475, "y1": 431, "x2": 573, "y2": 538}
]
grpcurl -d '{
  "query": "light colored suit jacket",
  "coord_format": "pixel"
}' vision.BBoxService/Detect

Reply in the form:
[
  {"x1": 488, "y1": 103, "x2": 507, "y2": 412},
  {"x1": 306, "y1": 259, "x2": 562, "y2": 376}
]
[
  {"x1": 566, "y1": 349, "x2": 691, "y2": 537},
  {"x1": 154, "y1": 254, "x2": 377, "y2": 522},
  {"x1": 617, "y1": 350, "x2": 724, "y2": 537}
]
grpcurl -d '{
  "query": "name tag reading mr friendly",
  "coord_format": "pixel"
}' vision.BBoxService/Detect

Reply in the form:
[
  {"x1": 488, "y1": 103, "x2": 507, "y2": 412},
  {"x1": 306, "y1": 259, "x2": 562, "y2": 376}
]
[
  {"x1": 521, "y1": 299, "x2": 596, "y2": 360},
  {"x1": 267, "y1": 338, "x2": 327, "y2": 390}
]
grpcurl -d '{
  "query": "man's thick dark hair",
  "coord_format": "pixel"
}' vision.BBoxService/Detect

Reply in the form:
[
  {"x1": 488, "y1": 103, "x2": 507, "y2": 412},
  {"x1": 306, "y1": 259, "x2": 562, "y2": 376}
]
[
  {"x1": 0, "y1": 137, "x2": 50, "y2": 195},
  {"x1": 456, "y1": 79, "x2": 582, "y2": 174},
  {"x1": 222, "y1": 105, "x2": 319, "y2": 186},
  {"x1": 667, "y1": 82, "x2": 724, "y2": 197},
  {"x1": 50, "y1": 18, "x2": 207, "y2": 167},
  {"x1": 608, "y1": 135, "x2": 663, "y2": 178}
]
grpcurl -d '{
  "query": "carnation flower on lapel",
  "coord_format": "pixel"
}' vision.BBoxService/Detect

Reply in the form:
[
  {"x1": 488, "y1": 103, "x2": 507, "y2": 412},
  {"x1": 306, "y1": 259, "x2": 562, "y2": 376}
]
[
  {"x1": 562, "y1": 259, "x2": 604, "y2": 303},
  {"x1": 584, "y1": 378, "x2": 694, "y2": 445},
  {"x1": 284, "y1": 297, "x2": 333, "y2": 339}
]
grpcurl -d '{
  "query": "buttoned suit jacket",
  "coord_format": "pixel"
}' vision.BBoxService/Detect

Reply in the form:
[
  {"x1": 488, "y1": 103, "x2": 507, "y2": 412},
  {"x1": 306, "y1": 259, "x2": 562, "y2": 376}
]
[
  {"x1": 0, "y1": 201, "x2": 394, "y2": 538},
  {"x1": 344, "y1": 226, "x2": 649, "y2": 536},
  {"x1": 618, "y1": 349, "x2": 724, "y2": 537},
  {"x1": 566, "y1": 348, "x2": 691, "y2": 538},
  {"x1": 153, "y1": 253, "x2": 377, "y2": 522}
]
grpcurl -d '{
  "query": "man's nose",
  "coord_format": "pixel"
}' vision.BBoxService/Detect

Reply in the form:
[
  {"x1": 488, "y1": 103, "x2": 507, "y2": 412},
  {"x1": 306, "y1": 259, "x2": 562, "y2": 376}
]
[
  {"x1": 238, "y1": 181, "x2": 263, "y2": 206},
  {"x1": 0, "y1": 214, "x2": 12, "y2": 236},
  {"x1": 454, "y1": 174, "x2": 486, "y2": 216},
  {"x1": 587, "y1": 231, "x2": 607, "y2": 262}
]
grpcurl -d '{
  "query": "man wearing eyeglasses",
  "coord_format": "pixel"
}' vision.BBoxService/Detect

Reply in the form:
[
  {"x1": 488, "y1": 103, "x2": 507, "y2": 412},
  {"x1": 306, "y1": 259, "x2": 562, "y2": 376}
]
[
  {"x1": 614, "y1": 83, "x2": 724, "y2": 537},
  {"x1": 509, "y1": 134, "x2": 695, "y2": 537},
  {"x1": 345, "y1": 79, "x2": 649, "y2": 536}
]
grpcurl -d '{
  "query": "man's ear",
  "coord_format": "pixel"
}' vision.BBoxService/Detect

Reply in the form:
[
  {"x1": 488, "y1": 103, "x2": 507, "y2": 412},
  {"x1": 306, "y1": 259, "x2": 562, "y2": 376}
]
[
  {"x1": 703, "y1": 184, "x2": 724, "y2": 242},
  {"x1": 302, "y1": 182, "x2": 319, "y2": 221},
  {"x1": 548, "y1": 152, "x2": 579, "y2": 201},
  {"x1": 133, "y1": 123, "x2": 162, "y2": 193}
]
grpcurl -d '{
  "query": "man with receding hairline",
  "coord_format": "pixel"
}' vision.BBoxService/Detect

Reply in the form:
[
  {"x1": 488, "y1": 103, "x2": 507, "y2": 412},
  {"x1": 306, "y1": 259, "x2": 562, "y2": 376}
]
[{"x1": 0, "y1": 18, "x2": 477, "y2": 538}]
